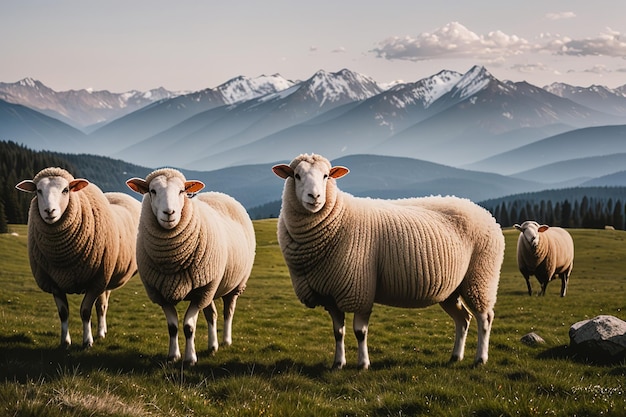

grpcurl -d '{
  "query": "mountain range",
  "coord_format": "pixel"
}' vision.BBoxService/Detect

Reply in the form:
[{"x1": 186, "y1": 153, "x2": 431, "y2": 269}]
[{"x1": 2, "y1": 65, "x2": 626, "y2": 207}]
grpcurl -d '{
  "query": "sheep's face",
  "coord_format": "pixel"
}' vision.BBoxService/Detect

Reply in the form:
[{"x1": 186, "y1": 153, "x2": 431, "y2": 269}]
[
  {"x1": 127, "y1": 174, "x2": 206, "y2": 230},
  {"x1": 273, "y1": 157, "x2": 349, "y2": 214},
  {"x1": 515, "y1": 221, "x2": 549, "y2": 250},
  {"x1": 293, "y1": 161, "x2": 331, "y2": 213},
  {"x1": 16, "y1": 176, "x2": 89, "y2": 224},
  {"x1": 147, "y1": 175, "x2": 188, "y2": 230}
]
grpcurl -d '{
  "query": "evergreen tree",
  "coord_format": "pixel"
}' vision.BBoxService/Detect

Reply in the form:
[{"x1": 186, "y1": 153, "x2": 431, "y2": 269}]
[{"x1": 0, "y1": 201, "x2": 7, "y2": 233}]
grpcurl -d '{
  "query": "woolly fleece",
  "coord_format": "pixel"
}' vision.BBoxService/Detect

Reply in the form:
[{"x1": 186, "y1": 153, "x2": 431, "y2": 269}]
[
  {"x1": 516, "y1": 221, "x2": 574, "y2": 296},
  {"x1": 276, "y1": 154, "x2": 505, "y2": 316},
  {"x1": 26, "y1": 167, "x2": 140, "y2": 295},
  {"x1": 135, "y1": 168, "x2": 255, "y2": 308}
]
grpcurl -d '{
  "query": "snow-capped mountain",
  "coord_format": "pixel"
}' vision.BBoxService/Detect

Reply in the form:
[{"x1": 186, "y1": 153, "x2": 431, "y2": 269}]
[
  {"x1": 0, "y1": 77, "x2": 179, "y2": 130},
  {"x1": 87, "y1": 73, "x2": 297, "y2": 156},
  {"x1": 374, "y1": 66, "x2": 623, "y2": 167},
  {"x1": 544, "y1": 82, "x2": 626, "y2": 117},
  {"x1": 3, "y1": 66, "x2": 626, "y2": 174},
  {"x1": 111, "y1": 68, "x2": 383, "y2": 168},
  {"x1": 215, "y1": 73, "x2": 295, "y2": 104}
]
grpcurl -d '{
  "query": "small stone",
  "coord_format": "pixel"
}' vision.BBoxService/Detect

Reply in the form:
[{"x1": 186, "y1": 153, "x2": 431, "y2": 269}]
[{"x1": 520, "y1": 332, "x2": 545, "y2": 346}]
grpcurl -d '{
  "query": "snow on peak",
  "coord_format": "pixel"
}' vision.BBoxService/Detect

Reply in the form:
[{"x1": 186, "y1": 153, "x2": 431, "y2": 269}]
[
  {"x1": 305, "y1": 68, "x2": 382, "y2": 104},
  {"x1": 421, "y1": 70, "x2": 464, "y2": 106},
  {"x1": 218, "y1": 74, "x2": 294, "y2": 104},
  {"x1": 453, "y1": 66, "x2": 492, "y2": 99},
  {"x1": 19, "y1": 77, "x2": 39, "y2": 89}
]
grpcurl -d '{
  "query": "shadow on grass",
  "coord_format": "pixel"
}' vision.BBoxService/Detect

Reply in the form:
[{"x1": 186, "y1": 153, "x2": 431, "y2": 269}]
[
  {"x1": 0, "y1": 334, "x2": 162, "y2": 383},
  {"x1": 536, "y1": 344, "x2": 626, "y2": 368}
]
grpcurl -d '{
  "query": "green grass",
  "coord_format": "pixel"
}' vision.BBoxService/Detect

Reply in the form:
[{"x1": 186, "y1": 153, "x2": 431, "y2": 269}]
[{"x1": 1, "y1": 221, "x2": 625, "y2": 416}]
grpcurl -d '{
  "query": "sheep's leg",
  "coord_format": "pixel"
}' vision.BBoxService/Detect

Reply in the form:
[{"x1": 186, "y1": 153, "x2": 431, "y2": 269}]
[
  {"x1": 221, "y1": 291, "x2": 239, "y2": 347},
  {"x1": 80, "y1": 290, "x2": 102, "y2": 348},
  {"x1": 473, "y1": 309, "x2": 494, "y2": 365},
  {"x1": 324, "y1": 304, "x2": 346, "y2": 369},
  {"x1": 162, "y1": 304, "x2": 181, "y2": 362},
  {"x1": 522, "y1": 273, "x2": 532, "y2": 296},
  {"x1": 439, "y1": 295, "x2": 471, "y2": 362},
  {"x1": 353, "y1": 311, "x2": 371, "y2": 370},
  {"x1": 182, "y1": 302, "x2": 201, "y2": 366},
  {"x1": 560, "y1": 272, "x2": 569, "y2": 297},
  {"x1": 202, "y1": 301, "x2": 219, "y2": 354},
  {"x1": 539, "y1": 280, "x2": 548, "y2": 296},
  {"x1": 94, "y1": 290, "x2": 110, "y2": 339},
  {"x1": 53, "y1": 293, "x2": 71, "y2": 348}
]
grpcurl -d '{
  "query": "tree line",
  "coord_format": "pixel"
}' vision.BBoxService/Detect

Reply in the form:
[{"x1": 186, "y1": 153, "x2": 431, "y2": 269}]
[
  {"x1": 0, "y1": 140, "x2": 77, "y2": 232},
  {"x1": 480, "y1": 187, "x2": 626, "y2": 229},
  {"x1": 2, "y1": 139, "x2": 626, "y2": 232}
]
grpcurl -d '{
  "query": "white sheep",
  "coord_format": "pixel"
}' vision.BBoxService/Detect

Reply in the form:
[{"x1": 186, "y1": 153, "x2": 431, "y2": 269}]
[
  {"x1": 272, "y1": 154, "x2": 505, "y2": 369},
  {"x1": 126, "y1": 168, "x2": 255, "y2": 365},
  {"x1": 16, "y1": 167, "x2": 141, "y2": 348},
  {"x1": 514, "y1": 220, "x2": 574, "y2": 297}
]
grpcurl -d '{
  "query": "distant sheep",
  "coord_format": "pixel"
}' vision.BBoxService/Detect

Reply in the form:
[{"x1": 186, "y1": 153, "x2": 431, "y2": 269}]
[
  {"x1": 272, "y1": 154, "x2": 505, "y2": 369},
  {"x1": 514, "y1": 220, "x2": 574, "y2": 297},
  {"x1": 126, "y1": 168, "x2": 255, "y2": 365},
  {"x1": 16, "y1": 167, "x2": 141, "y2": 348}
]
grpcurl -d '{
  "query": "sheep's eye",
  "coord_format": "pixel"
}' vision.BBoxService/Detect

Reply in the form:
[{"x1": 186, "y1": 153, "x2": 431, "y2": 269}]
[
  {"x1": 323, "y1": 174, "x2": 328, "y2": 180},
  {"x1": 150, "y1": 189, "x2": 156, "y2": 195},
  {"x1": 179, "y1": 189, "x2": 185, "y2": 195},
  {"x1": 62, "y1": 188, "x2": 69, "y2": 194},
  {"x1": 37, "y1": 189, "x2": 43, "y2": 195},
  {"x1": 294, "y1": 174, "x2": 301, "y2": 180}
]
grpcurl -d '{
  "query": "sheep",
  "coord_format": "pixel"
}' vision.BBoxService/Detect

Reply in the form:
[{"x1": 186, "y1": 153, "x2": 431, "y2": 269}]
[
  {"x1": 272, "y1": 153, "x2": 505, "y2": 369},
  {"x1": 514, "y1": 220, "x2": 574, "y2": 297},
  {"x1": 126, "y1": 168, "x2": 255, "y2": 365},
  {"x1": 15, "y1": 167, "x2": 141, "y2": 348}
]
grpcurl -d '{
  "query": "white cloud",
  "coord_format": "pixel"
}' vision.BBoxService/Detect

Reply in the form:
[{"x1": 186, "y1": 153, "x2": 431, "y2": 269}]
[
  {"x1": 545, "y1": 28, "x2": 626, "y2": 57},
  {"x1": 510, "y1": 63, "x2": 549, "y2": 73},
  {"x1": 582, "y1": 64, "x2": 611, "y2": 74},
  {"x1": 372, "y1": 22, "x2": 626, "y2": 65},
  {"x1": 331, "y1": 46, "x2": 347, "y2": 54},
  {"x1": 371, "y1": 22, "x2": 533, "y2": 61},
  {"x1": 545, "y1": 11, "x2": 576, "y2": 20}
]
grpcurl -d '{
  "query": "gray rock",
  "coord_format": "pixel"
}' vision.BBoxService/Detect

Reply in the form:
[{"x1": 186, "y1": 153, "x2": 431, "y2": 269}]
[
  {"x1": 520, "y1": 332, "x2": 546, "y2": 346},
  {"x1": 569, "y1": 315, "x2": 626, "y2": 361}
]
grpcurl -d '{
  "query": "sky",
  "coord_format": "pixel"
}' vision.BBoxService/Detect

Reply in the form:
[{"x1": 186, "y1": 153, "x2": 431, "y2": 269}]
[{"x1": 2, "y1": 0, "x2": 626, "y2": 93}]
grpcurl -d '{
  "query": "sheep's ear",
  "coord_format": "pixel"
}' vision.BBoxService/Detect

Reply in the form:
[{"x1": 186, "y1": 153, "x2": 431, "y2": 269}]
[
  {"x1": 538, "y1": 225, "x2": 549, "y2": 232},
  {"x1": 329, "y1": 166, "x2": 349, "y2": 179},
  {"x1": 15, "y1": 180, "x2": 37, "y2": 193},
  {"x1": 126, "y1": 178, "x2": 150, "y2": 195},
  {"x1": 514, "y1": 224, "x2": 522, "y2": 231},
  {"x1": 272, "y1": 164, "x2": 293, "y2": 179},
  {"x1": 69, "y1": 179, "x2": 89, "y2": 192},
  {"x1": 185, "y1": 181, "x2": 205, "y2": 193}
]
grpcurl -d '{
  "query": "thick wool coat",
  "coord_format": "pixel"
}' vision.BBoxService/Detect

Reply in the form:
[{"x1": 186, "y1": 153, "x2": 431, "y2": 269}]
[
  {"x1": 27, "y1": 168, "x2": 140, "y2": 296},
  {"x1": 277, "y1": 164, "x2": 505, "y2": 316},
  {"x1": 517, "y1": 226, "x2": 574, "y2": 283},
  {"x1": 136, "y1": 188, "x2": 255, "y2": 309}
]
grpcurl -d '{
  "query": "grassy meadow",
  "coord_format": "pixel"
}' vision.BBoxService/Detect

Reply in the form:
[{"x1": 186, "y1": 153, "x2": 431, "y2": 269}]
[{"x1": 0, "y1": 219, "x2": 625, "y2": 416}]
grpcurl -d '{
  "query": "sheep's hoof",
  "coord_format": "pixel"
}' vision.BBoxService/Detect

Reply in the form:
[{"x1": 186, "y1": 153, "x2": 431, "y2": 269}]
[
  {"x1": 472, "y1": 358, "x2": 487, "y2": 367},
  {"x1": 167, "y1": 355, "x2": 181, "y2": 363},
  {"x1": 184, "y1": 359, "x2": 197, "y2": 367},
  {"x1": 449, "y1": 354, "x2": 461, "y2": 363},
  {"x1": 331, "y1": 361, "x2": 345, "y2": 370},
  {"x1": 358, "y1": 363, "x2": 370, "y2": 371},
  {"x1": 82, "y1": 341, "x2": 93, "y2": 349}
]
